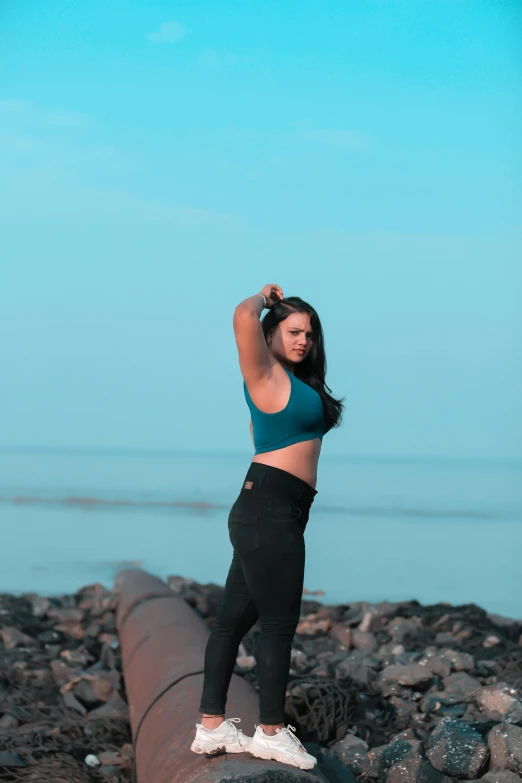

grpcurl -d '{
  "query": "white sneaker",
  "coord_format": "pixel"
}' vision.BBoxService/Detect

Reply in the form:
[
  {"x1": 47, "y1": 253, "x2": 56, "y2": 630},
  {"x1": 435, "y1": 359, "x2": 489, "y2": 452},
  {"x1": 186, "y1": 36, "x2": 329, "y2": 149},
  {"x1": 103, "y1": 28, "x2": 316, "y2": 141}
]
[
  {"x1": 190, "y1": 717, "x2": 252, "y2": 756},
  {"x1": 248, "y1": 724, "x2": 317, "y2": 770}
]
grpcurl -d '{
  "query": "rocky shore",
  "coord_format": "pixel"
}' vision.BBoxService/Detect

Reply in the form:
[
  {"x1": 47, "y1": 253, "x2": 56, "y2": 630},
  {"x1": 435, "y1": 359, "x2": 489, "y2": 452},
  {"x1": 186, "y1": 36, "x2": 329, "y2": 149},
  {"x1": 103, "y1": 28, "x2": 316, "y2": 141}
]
[{"x1": 1, "y1": 577, "x2": 521, "y2": 783}]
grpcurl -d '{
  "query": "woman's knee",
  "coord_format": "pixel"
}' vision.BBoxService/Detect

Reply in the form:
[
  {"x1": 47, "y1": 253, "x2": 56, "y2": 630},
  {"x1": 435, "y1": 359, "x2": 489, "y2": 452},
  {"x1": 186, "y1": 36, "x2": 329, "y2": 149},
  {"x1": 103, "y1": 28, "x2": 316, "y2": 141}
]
[{"x1": 213, "y1": 601, "x2": 258, "y2": 639}]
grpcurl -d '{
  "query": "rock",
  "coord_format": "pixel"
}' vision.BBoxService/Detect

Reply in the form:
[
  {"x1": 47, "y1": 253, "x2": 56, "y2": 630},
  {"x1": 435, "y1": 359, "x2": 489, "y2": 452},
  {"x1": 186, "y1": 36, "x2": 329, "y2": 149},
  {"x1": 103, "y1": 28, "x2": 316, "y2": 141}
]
[
  {"x1": 99, "y1": 632, "x2": 119, "y2": 648},
  {"x1": 77, "y1": 583, "x2": 116, "y2": 616},
  {"x1": 55, "y1": 622, "x2": 86, "y2": 639},
  {"x1": 331, "y1": 733, "x2": 369, "y2": 775},
  {"x1": 385, "y1": 752, "x2": 458, "y2": 782},
  {"x1": 440, "y1": 649, "x2": 475, "y2": 672},
  {"x1": 373, "y1": 740, "x2": 415, "y2": 781},
  {"x1": 418, "y1": 653, "x2": 453, "y2": 679},
  {"x1": 484, "y1": 636, "x2": 502, "y2": 648},
  {"x1": 387, "y1": 617, "x2": 421, "y2": 643},
  {"x1": 296, "y1": 615, "x2": 331, "y2": 636},
  {"x1": 38, "y1": 629, "x2": 62, "y2": 644},
  {"x1": 442, "y1": 672, "x2": 482, "y2": 698},
  {"x1": 421, "y1": 672, "x2": 483, "y2": 713},
  {"x1": 480, "y1": 772, "x2": 522, "y2": 782},
  {"x1": 365, "y1": 744, "x2": 389, "y2": 778},
  {"x1": 48, "y1": 607, "x2": 84, "y2": 624},
  {"x1": 436, "y1": 632, "x2": 458, "y2": 646},
  {"x1": 100, "y1": 643, "x2": 117, "y2": 670},
  {"x1": 167, "y1": 575, "x2": 197, "y2": 594},
  {"x1": 488, "y1": 723, "x2": 522, "y2": 775},
  {"x1": 330, "y1": 623, "x2": 352, "y2": 648},
  {"x1": 97, "y1": 750, "x2": 132, "y2": 769},
  {"x1": 98, "y1": 765, "x2": 120, "y2": 778},
  {"x1": 290, "y1": 648, "x2": 308, "y2": 672},
  {"x1": 73, "y1": 677, "x2": 113, "y2": 705},
  {"x1": 380, "y1": 663, "x2": 434, "y2": 687},
  {"x1": 377, "y1": 642, "x2": 407, "y2": 662},
  {"x1": 236, "y1": 655, "x2": 256, "y2": 671},
  {"x1": 359, "y1": 608, "x2": 380, "y2": 632},
  {"x1": 88, "y1": 694, "x2": 129, "y2": 720},
  {"x1": 475, "y1": 684, "x2": 522, "y2": 723},
  {"x1": 390, "y1": 696, "x2": 419, "y2": 725},
  {"x1": 0, "y1": 626, "x2": 36, "y2": 649},
  {"x1": 60, "y1": 647, "x2": 93, "y2": 666},
  {"x1": 487, "y1": 614, "x2": 520, "y2": 628},
  {"x1": 0, "y1": 751, "x2": 26, "y2": 767},
  {"x1": 352, "y1": 629, "x2": 378, "y2": 652},
  {"x1": 0, "y1": 713, "x2": 19, "y2": 731},
  {"x1": 390, "y1": 728, "x2": 416, "y2": 743},
  {"x1": 50, "y1": 659, "x2": 81, "y2": 688},
  {"x1": 424, "y1": 719, "x2": 489, "y2": 779},
  {"x1": 26, "y1": 594, "x2": 51, "y2": 618},
  {"x1": 335, "y1": 652, "x2": 378, "y2": 686},
  {"x1": 63, "y1": 691, "x2": 88, "y2": 715}
]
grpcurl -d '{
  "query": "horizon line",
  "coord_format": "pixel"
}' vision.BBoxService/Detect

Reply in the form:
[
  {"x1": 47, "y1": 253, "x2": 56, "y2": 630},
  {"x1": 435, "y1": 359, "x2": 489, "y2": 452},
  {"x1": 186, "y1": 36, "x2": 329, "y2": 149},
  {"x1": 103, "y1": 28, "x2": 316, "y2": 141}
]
[{"x1": 0, "y1": 445, "x2": 521, "y2": 465}]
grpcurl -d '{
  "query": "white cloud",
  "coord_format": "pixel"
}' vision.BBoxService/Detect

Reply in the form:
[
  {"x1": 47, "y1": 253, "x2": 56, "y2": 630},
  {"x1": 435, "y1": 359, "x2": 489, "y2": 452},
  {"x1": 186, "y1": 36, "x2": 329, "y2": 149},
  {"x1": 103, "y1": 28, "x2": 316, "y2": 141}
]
[
  {"x1": 0, "y1": 99, "x2": 241, "y2": 231},
  {"x1": 147, "y1": 21, "x2": 188, "y2": 44},
  {"x1": 298, "y1": 128, "x2": 370, "y2": 149}
]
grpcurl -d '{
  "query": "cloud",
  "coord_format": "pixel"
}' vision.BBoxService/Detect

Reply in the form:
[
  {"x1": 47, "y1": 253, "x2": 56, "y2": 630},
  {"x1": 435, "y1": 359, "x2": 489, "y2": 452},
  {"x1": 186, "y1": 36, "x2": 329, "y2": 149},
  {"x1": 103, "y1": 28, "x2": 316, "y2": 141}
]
[
  {"x1": 147, "y1": 21, "x2": 188, "y2": 44},
  {"x1": 298, "y1": 128, "x2": 370, "y2": 149},
  {"x1": 1, "y1": 169, "x2": 243, "y2": 233},
  {"x1": 0, "y1": 100, "x2": 241, "y2": 231}
]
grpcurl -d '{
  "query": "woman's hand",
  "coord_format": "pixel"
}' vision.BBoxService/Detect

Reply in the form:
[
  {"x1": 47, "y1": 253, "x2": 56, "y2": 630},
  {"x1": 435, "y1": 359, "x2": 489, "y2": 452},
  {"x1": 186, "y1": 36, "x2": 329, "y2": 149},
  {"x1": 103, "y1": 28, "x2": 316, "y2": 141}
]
[{"x1": 259, "y1": 284, "x2": 284, "y2": 308}]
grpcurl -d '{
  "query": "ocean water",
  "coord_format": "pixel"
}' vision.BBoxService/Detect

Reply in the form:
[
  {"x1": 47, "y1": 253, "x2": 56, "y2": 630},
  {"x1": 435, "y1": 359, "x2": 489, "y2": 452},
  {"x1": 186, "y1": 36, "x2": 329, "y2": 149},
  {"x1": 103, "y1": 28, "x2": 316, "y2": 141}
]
[{"x1": 0, "y1": 450, "x2": 521, "y2": 619}]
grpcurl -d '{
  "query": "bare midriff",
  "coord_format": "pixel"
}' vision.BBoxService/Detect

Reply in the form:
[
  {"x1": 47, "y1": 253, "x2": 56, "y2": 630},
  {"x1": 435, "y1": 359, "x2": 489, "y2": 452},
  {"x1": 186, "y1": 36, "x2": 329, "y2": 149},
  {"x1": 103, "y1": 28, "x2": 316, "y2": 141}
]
[{"x1": 252, "y1": 438, "x2": 321, "y2": 489}]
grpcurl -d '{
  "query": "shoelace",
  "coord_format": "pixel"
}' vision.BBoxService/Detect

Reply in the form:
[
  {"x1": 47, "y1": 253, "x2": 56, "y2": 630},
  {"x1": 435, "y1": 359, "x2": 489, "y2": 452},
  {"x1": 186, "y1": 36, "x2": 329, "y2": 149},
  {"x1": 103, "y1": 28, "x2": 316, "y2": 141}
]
[
  {"x1": 253, "y1": 723, "x2": 307, "y2": 752},
  {"x1": 278, "y1": 724, "x2": 307, "y2": 752},
  {"x1": 225, "y1": 717, "x2": 247, "y2": 742}
]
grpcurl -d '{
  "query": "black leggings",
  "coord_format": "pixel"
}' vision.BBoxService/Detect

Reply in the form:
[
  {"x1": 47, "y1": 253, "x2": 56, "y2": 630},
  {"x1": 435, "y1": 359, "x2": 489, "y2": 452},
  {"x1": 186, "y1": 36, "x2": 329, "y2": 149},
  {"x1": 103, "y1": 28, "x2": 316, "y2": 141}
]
[{"x1": 199, "y1": 462, "x2": 317, "y2": 725}]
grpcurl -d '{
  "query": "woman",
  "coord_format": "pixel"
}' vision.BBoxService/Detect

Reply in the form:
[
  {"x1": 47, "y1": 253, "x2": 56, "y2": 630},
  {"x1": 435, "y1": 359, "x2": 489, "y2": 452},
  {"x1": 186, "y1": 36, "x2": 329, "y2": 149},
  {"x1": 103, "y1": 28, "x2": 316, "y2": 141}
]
[{"x1": 191, "y1": 284, "x2": 343, "y2": 770}]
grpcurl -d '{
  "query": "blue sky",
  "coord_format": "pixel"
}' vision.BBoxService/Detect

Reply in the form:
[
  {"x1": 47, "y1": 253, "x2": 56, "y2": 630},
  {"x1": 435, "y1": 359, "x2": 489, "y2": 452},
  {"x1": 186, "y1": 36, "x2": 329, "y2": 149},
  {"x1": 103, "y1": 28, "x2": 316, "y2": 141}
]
[{"x1": 1, "y1": 0, "x2": 521, "y2": 459}]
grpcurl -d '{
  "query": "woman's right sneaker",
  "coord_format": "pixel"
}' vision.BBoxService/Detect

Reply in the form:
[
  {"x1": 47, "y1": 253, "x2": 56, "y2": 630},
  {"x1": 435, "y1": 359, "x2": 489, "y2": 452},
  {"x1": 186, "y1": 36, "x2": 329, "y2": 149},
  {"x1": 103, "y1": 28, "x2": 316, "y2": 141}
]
[
  {"x1": 248, "y1": 724, "x2": 317, "y2": 770},
  {"x1": 191, "y1": 717, "x2": 252, "y2": 756}
]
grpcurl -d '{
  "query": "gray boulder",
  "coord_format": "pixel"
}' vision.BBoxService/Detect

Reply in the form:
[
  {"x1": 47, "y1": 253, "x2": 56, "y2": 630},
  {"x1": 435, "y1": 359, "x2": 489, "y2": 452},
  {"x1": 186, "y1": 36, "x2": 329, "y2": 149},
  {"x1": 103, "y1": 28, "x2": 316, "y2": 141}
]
[
  {"x1": 330, "y1": 733, "x2": 369, "y2": 776},
  {"x1": 475, "y1": 684, "x2": 522, "y2": 723},
  {"x1": 380, "y1": 663, "x2": 434, "y2": 687},
  {"x1": 424, "y1": 719, "x2": 488, "y2": 779},
  {"x1": 488, "y1": 723, "x2": 522, "y2": 775},
  {"x1": 480, "y1": 771, "x2": 522, "y2": 782}
]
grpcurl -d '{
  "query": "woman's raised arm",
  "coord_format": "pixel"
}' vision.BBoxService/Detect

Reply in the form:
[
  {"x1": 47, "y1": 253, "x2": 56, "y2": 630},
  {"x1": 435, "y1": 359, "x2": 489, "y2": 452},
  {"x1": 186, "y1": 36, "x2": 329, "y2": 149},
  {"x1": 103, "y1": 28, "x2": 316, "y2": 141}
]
[{"x1": 233, "y1": 284, "x2": 283, "y2": 385}]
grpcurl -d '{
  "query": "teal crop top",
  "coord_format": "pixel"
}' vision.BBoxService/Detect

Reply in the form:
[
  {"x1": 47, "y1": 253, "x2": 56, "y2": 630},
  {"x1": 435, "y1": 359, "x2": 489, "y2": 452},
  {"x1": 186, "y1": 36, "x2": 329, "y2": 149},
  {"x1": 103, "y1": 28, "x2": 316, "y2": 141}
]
[{"x1": 244, "y1": 367, "x2": 328, "y2": 455}]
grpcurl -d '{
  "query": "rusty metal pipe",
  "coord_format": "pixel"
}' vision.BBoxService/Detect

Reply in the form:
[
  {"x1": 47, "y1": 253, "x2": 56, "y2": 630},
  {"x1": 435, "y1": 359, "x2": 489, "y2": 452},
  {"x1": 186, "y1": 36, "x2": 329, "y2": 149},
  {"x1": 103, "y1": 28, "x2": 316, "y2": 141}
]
[{"x1": 115, "y1": 569, "x2": 322, "y2": 783}]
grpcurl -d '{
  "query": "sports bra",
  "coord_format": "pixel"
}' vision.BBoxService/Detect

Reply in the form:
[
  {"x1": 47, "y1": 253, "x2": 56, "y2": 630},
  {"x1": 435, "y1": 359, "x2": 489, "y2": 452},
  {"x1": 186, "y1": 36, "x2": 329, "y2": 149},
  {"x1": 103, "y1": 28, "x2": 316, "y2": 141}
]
[{"x1": 243, "y1": 367, "x2": 328, "y2": 455}]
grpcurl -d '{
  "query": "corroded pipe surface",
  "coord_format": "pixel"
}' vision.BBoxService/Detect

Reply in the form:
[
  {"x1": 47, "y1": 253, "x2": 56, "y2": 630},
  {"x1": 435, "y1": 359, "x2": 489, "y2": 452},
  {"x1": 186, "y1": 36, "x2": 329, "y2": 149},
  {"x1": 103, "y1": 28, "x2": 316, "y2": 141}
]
[{"x1": 115, "y1": 569, "x2": 322, "y2": 783}]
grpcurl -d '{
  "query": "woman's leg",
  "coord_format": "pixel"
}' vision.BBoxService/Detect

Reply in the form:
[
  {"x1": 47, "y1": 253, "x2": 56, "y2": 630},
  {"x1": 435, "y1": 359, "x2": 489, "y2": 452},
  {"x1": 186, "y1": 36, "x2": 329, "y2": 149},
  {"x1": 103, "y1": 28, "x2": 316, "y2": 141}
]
[
  {"x1": 198, "y1": 549, "x2": 259, "y2": 724},
  {"x1": 238, "y1": 517, "x2": 306, "y2": 730}
]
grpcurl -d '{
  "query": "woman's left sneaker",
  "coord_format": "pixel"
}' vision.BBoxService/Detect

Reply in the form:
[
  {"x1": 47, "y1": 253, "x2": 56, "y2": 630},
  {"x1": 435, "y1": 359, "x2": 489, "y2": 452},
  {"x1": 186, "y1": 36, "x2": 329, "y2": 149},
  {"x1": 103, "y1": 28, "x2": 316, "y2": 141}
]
[
  {"x1": 190, "y1": 717, "x2": 253, "y2": 756},
  {"x1": 248, "y1": 724, "x2": 317, "y2": 770}
]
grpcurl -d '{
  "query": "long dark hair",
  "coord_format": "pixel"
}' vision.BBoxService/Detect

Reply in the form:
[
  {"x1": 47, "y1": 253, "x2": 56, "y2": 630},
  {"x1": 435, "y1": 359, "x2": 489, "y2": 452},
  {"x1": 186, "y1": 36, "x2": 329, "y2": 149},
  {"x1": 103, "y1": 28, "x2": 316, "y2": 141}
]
[{"x1": 261, "y1": 296, "x2": 344, "y2": 432}]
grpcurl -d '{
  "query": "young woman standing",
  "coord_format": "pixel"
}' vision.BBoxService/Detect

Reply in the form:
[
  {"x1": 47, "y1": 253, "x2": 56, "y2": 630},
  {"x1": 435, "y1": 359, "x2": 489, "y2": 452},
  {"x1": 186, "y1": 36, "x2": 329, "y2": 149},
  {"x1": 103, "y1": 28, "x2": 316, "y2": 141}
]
[{"x1": 191, "y1": 284, "x2": 343, "y2": 770}]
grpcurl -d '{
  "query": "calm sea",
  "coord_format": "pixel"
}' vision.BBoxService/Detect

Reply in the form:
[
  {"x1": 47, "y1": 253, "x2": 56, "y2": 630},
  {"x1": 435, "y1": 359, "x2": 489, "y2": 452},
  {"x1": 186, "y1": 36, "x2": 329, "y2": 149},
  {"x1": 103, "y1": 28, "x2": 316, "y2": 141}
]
[{"x1": 1, "y1": 451, "x2": 521, "y2": 619}]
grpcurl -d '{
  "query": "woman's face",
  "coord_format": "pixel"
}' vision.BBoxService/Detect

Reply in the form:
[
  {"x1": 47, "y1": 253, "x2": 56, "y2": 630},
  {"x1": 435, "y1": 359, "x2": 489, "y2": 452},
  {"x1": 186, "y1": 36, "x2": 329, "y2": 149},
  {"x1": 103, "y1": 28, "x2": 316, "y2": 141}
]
[{"x1": 268, "y1": 311, "x2": 313, "y2": 365}]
